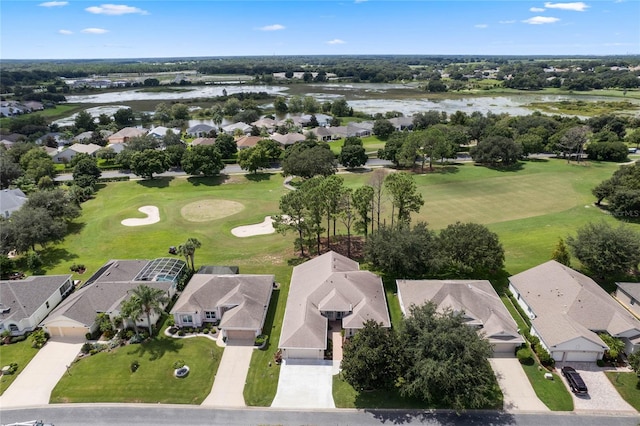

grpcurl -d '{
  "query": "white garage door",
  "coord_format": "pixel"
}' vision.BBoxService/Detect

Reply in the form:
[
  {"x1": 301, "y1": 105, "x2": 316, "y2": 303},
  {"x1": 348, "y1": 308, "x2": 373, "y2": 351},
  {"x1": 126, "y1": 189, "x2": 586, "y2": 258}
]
[
  {"x1": 49, "y1": 326, "x2": 89, "y2": 339},
  {"x1": 555, "y1": 351, "x2": 599, "y2": 362},
  {"x1": 284, "y1": 348, "x2": 323, "y2": 360},
  {"x1": 226, "y1": 329, "x2": 255, "y2": 342}
]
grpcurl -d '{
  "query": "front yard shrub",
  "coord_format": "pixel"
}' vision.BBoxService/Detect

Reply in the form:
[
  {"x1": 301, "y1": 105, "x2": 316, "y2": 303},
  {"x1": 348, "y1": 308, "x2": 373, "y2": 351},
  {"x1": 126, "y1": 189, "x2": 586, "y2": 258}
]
[
  {"x1": 130, "y1": 360, "x2": 139, "y2": 373},
  {"x1": 29, "y1": 329, "x2": 48, "y2": 349},
  {"x1": 534, "y1": 343, "x2": 555, "y2": 367},
  {"x1": 81, "y1": 342, "x2": 92, "y2": 354},
  {"x1": 9, "y1": 335, "x2": 27, "y2": 344},
  {"x1": 517, "y1": 347, "x2": 534, "y2": 365},
  {"x1": 172, "y1": 360, "x2": 185, "y2": 369},
  {"x1": 3, "y1": 363, "x2": 18, "y2": 375},
  {"x1": 254, "y1": 334, "x2": 267, "y2": 347}
]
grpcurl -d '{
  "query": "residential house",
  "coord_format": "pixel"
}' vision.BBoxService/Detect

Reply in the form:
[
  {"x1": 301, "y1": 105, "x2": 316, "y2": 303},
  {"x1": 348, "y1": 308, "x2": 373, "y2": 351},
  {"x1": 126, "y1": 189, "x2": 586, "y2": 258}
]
[
  {"x1": 389, "y1": 116, "x2": 414, "y2": 131},
  {"x1": 302, "y1": 114, "x2": 333, "y2": 127},
  {"x1": 148, "y1": 126, "x2": 180, "y2": 139},
  {"x1": 0, "y1": 275, "x2": 74, "y2": 336},
  {"x1": 251, "y1": 118, "x2": 277, "y2": 133},
  {"x1": 52, "y1": 143, "x2": 102, "y2": 163},
  {"x1": 36, "y1": 132, "x2": 69, "y2": 148},
  {"x1": 42, "y1": 258, "x2": 186, "y2": 338},
  {"x1": 191, "y1": 137, "x2": 217, "y2": 146},
  {"x1": 22, "y1": 101, "x2": 44, "y2": 112},
  {"x1": 108, "y1": 127, "x2": 147, "y2": 144},
  {"x1": 278, "y1": 251, "x2": 391, "y2": 360},
  {"x1": 396, "y1": 279, "x2": 524, "y2": 356},
  {"x1": 106, "y1": 142, "x2": 127, "y2": 154},
  {"x1": 270, "y1": 132, "x2": 305, "y2": 147},
  {"x1": 222, "y1": 122, "x2": 252, "y2": 135},
  {"x1": 0, "y1": 188, "x2": 28, "y2": 218},
  {"x1": 171, "y1": 273, "x2": 274, "y2": 342},
  {"x1": 509, "y1": 260, "x2": 640, "y2": 361},
  {"x1": 186, "y1": 124, "x2": 215, "y2": 137},
  {"x1": 615, "y1": 282, "x2": 640, "y2": 319},
  {"x1": 236, "y1": 135, "x2": 262, "y2": 150}
]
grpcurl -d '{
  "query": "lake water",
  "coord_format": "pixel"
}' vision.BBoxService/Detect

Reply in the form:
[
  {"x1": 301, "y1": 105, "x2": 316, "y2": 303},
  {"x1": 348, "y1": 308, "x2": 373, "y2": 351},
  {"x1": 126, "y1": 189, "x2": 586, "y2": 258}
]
[{"x1": 62, "y1": 83, "x2": 640, "y2": 119}]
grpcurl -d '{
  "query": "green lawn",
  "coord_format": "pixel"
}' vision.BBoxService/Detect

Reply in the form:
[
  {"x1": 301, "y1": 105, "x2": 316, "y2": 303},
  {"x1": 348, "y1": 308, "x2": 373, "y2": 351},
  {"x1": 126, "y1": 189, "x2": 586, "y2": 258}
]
[
  {"x1": 17, "y1": 156, "x2": 639, "y2": 407},
  {"x1": 50, "y1": 324, "x2": 223, "y2": 404},
  {"x1": 520, "y1": 364, "x2": 574, "y2": 411},
  {"x1": 333, "y1": 370, "x2": 503, "y2": 410},
  {"x1": 0, "y1": 339, "x2": 39, "y2": 395},
  {"x1": 605, "y1": 371, "x2": 640, "y2": 412}
]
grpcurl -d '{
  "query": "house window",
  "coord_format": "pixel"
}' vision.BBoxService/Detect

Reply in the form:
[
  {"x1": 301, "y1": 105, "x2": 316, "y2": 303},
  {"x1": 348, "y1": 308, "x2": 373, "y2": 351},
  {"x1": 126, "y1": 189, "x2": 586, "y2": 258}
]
[
  {"x1": 180, "y1": 314, "x2": 193, "y2": 324},
  {"x1": 205, "y1": 311, "x2": 216, "y2": 320}
]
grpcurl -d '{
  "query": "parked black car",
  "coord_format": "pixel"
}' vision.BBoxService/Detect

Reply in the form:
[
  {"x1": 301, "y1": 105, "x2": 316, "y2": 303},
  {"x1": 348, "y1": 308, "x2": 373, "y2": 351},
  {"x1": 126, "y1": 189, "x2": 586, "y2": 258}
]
[{"x1": 561, "y1": 366, "x2": 588, "y2": 394}]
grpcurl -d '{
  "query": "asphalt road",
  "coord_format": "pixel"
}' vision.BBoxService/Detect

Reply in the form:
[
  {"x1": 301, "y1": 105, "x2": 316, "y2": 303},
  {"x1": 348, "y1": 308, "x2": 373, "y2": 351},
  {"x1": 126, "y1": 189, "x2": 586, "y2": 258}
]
[{"x1": 1, "y1": 405, "x2": 638, "y2": 426}]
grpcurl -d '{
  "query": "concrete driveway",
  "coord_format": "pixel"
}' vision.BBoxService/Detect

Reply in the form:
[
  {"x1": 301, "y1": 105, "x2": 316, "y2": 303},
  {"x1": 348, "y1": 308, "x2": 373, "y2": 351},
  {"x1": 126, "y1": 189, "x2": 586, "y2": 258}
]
[
  {"x1": 201, "y1": 343, "x2": 254, "y2": 407},
  {"x1": 558, "y1": 363, "x2": 637, "y2": 414},
  {"x1": 271, "y1": 359, "x2": 337, "y2": 409},
  {"x1": 0, "y1": 337, "x2": 82, "y2": 408},
  {"x1": 489, "y1": 357, "x2": 548, "y2": 412}
]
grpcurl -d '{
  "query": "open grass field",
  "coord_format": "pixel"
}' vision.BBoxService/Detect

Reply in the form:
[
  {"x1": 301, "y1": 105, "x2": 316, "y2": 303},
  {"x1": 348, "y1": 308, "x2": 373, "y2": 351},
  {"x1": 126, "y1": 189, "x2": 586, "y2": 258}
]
[
  {"x1": 27, "y1": 156, "x2": 640, "y2": 406},
  {"x1": 605, "y1": 371, "x2": 640, "y2": 411}
]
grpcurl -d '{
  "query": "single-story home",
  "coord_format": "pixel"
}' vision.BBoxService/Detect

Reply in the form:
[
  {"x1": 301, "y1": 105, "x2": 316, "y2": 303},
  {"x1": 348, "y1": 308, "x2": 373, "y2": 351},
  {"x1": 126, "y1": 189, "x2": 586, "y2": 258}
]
[
  {"x1": 171, "y1": 273, "x2": 273, "y2": 342},
  {"x1": 236, "y1": 135, "x2": 262, "y2": 150},
  {"x1": 309, "y1": 127, "x2": 332, "y2": 141},
  {"x1": 52, "y1": 143, "x2": 102, "y2": 163},
  {"x1": 108, "y1": 127, "x2": 147, "y2": 144},
  {"x1": 251, "y1": 118, "x2": 277, "y2": 132},
  {"x1": 186, "y1": 124, "x2": 215, "y2": 137},
  {"x1": 0, "y1": 188, "x2": 28, "y2": 218},
  {"x1": 148, "y1": 126, "x2": 180, "y2": 139},
  {"x1": 0, "y1": 275, "x2": 74, "y2": 336},
  {"x1": 389, "y1": 116, "x2": 414, "y2": 131},
  {"x1": 42, "y1": 258, "x2": 186, "y2": 339},
  {"x1": 509, "y1": 260, "x2": 640, "y2": 362},
  {"x1": 397, "y1": 279, "x2": 524, "y2": 356},
  {"x1": 270, "y1": 132, "x2": 305, "y2": 147},
  {"x1": 302, "y1": 114, "x2": 333, "y2": 127},
  {"x1": 191, "y1": 137, "x2": 217, "y2": 146},
  {"x1": 615, "y1": 282, "x2": 640, "y2": 319},
  {"x1": 278, "y1": 251, "x2": 391, "y2": 360},
  {"x1": 222, "y1": 122, "x2": 252, "y2": 135}
]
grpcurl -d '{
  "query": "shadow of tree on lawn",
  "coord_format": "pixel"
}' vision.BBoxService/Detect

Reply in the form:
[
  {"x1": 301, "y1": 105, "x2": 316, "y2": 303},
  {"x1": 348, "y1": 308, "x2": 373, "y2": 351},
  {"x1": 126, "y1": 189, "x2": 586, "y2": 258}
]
[
  {"x1": 127, "y1": 336, "x2": 184, "y2": 361},
  {"x1": 136, "y1": 176, "x2": 174, "y2": 188}
]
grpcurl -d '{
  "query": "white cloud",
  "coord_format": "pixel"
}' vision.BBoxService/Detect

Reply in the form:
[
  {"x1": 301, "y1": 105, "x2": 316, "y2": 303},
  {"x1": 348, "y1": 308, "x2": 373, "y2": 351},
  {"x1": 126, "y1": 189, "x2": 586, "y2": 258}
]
[
  {"x1": 257, "y1": 24, "x2": 285, "y2": 31},
  {"x1": 81, "y1": 28, "x2": 109, "y2": 34},
  {"x1": 475, "y1": 24, "x2": 488, "y2": 29},
  {"x1": 85, "y1": 4, "x2": 149, "y2": 15},
  {"x1": 523, "y1": 16, "x2": 561, "y2": 24},
  {"x1": 39, "y1": 1, "x2": 68, "y2": 7},
  {"x1": 327, "y1": 39, "x2": 346, "y2": 45},
  {"x1": 530, "y1": 7, "x2": 545, "y2": 12},
  {"x1": 544, "y1": 2, "x2": 589, "y2": 11},
  {"x1": 58, "y1": 29, "x2": 73, "y2": 35},
  {"x1": 499, "y1": 20, "x2": 516, "y2": 24}
]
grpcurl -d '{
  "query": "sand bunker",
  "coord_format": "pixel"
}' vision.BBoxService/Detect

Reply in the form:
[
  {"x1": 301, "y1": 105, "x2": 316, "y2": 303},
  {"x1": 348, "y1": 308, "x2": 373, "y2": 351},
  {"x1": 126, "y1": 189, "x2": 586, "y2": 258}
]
[
  {"x1": 121, "y1": 206, "x2": 160, "y2": 227},
  {"x1": 232, "y1": 216, "x2": 284, "y2": 238},
  {"x1": 181, "y1": 199, "x2": 244, "y2": 222}
]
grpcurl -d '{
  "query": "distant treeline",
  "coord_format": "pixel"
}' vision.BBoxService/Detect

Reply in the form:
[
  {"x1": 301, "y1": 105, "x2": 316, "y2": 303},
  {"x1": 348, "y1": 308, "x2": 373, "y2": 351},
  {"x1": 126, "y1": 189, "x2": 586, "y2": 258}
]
[{"x1": 2, "y1": 55, "x2": 640, "y2": 93}]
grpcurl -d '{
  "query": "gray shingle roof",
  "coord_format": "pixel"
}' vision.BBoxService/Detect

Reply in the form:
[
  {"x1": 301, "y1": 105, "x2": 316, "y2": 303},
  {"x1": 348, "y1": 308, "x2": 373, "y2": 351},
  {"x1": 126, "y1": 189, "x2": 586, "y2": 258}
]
[
  {"x1": 617, "y1": 282, "x2": 640, "y2": 302},
  {"x1": 279, "y1": 251, "x2": 390, "y2": 351},
  {"x1": 509, "y1": 260, "x2": 640, "y2": 345},
  {"x1": 0, "y1": 188, "x2": 27, "y2": 217},
  {"x1": 397, "y1": 279, "x2": 524, "y2": 346},
  {"x1": 171, "y1": 274, "x2": 273, "y2": 331},
  {"x1": 0, "y1": 275, "x2": 73, "y2": 324}
]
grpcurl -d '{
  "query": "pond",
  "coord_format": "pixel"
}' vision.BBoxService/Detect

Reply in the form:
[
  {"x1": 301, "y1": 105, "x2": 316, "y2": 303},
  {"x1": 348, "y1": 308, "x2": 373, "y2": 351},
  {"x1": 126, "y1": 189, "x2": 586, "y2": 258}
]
[{"x1": 62, "y1": 83, "x2": 640, "y2": 119}]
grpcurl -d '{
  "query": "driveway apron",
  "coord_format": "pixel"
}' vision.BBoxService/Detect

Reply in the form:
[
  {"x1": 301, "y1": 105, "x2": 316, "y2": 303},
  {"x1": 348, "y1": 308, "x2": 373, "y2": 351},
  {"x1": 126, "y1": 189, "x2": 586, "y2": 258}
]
[
  {"x1": 489, "y1": 357, "x2": 549, "y2": 412},
  {"x1": 271, "y1": 359, "x2": 335, "y2": 409},
  {"x1": 201, "y1": 343, "x2": 254, "y2": 407},
  {"x1": 0, "y1": 337, "x2": 82, "y2": 408}
]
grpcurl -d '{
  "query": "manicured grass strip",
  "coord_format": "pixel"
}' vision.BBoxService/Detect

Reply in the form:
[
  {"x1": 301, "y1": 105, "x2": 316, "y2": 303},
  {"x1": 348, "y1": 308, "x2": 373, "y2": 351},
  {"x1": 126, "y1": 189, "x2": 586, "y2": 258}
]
[
  {"x1": 50, "y1": 333, "x2": 223, "y2": 404},
  {"x1": 0, "y1": 340, "x2": 39, "y2": 395},
  {"x1": 605, "y1": 371, "x2": 640, "y2": 412},
  {"x1": 520, "y1": 363, "x2": 573, "y2": 411},
  {"x1": 332, "y1": 372, "x2": 503, "y2": 409}
]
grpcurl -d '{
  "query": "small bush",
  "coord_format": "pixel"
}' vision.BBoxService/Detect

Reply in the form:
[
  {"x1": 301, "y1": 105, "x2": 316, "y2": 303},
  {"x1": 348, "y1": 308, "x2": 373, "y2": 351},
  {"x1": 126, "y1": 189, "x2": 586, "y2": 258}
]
[
  {"x1": 166, "y1": 317, "x2": 175, "y2": 327},
  {"x1": 596, "y1": 359, "x2": 605, "y2": 367},
  {"x1": 81, "y1": 342, "x2": 92, "y2": 354},
  {"x1": 177, "y1": 329, "x2": 185, "y2": 336},
  {"x1": 130, "y1": 360, "x2": 139, "y2": 373},
  {"x1": 517, "y1": 347, "x2": 535, "y2": 365},
  {"x1": 85, "y1": 332, "x2": 92, "y2": 340},
  {"x1": 9, "y1": 335, "x2": 27, "y2": 344},
  {"x1": 3, "y1": 363, "x2": 18, "y2": 375},
  {"x1": 172, "y1": 360, "x2": 185, "y2": 369}
]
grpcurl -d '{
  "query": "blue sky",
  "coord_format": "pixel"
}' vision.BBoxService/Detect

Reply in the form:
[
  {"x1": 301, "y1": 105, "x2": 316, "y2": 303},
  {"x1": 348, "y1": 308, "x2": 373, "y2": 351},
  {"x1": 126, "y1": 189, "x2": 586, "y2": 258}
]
[{"x1": 1, "y1": 1, "x2": 638, "y2": 59}]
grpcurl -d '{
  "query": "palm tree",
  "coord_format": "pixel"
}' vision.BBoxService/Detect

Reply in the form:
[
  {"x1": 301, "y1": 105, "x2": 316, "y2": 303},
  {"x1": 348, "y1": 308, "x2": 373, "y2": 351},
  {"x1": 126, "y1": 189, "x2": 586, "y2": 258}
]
[
  {"x1": 130, "y1": 285, "x2": 169, "y2": 336},
  {"x1": 120, "y1": 295, "x2": 142, "y2": 338},
  {"x1": 178, "y1": 237, "x2": 201, "y2": 271}
]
